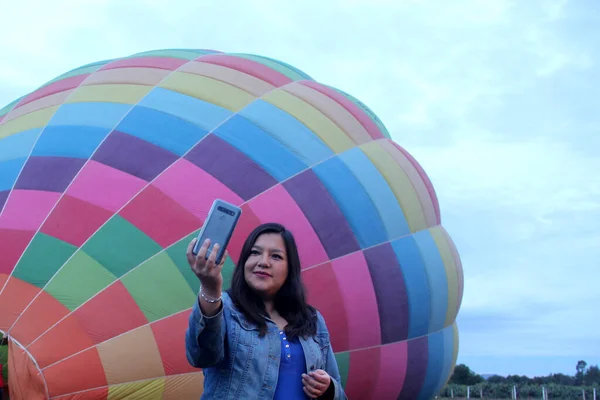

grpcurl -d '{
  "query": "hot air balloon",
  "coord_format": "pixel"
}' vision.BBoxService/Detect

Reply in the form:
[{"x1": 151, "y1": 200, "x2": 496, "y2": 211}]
[{"x1": 0, "y1": 48, "x2": 463, "y2": 399}]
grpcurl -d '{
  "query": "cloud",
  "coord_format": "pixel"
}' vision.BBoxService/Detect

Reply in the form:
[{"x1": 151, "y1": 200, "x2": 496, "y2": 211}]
[
  {"x1": 411, "y1": 134, "x2": 600, "y2": 322},
  {"x1": 412, "y1": 135, "x2": 599, "y2": 215},
  {"x1": 0, "y1": 0, "x2": 598, "y2": 376}
]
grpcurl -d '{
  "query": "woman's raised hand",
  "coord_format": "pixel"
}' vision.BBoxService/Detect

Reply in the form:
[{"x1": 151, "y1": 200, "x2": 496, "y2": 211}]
[{"x1": 187, "y1": 238, "x2": 227, "y2": 298}]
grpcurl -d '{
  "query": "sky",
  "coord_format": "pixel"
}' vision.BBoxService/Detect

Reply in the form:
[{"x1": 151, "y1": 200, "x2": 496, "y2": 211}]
[{"x1": 1, "y1": 0, "x2": 599, "y2": 378}]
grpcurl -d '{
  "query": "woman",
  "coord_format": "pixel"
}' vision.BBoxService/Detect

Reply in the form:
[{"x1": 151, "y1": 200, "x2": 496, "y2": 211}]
[{"x1": 185, "y1": 222, "x2": 347, "y2": 399}]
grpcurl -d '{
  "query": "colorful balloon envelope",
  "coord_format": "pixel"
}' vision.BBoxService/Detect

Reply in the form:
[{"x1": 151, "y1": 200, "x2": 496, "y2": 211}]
[{"x1": 0, "y1": 49, "x2": 464, "y2": 400}]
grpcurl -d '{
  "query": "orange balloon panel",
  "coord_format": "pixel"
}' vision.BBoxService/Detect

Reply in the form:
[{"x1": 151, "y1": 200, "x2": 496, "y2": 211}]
[{"x1": 7, "y1": 339, "x2": 46, "y2": 400}]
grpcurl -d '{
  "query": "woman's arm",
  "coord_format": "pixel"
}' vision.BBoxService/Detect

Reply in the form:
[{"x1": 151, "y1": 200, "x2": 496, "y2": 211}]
[
  {"x1": 321, "y1": 341, "x2": 347, "y2": 400},
  {"x1": 185, "y1": 294, "x2": 227, "y2": 368},
  {"x1": 317, "y1": 312, "x2": 348, "y2": 400},
  {"x1": 185, "y1": 239, "x2": 228, "y2": 368}
]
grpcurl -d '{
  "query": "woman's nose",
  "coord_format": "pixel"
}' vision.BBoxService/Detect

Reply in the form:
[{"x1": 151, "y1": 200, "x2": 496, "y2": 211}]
[{"x1": 259, "y1": 255, "x2": 270, "y2": 266}]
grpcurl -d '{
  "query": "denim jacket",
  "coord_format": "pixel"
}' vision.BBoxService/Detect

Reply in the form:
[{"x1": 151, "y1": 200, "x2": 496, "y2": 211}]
[{"x1": 185, "y1": 292, "x2": 347, "y2": 400}]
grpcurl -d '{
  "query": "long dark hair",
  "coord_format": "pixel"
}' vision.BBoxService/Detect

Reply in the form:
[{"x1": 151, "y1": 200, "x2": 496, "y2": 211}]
[{"x1": 226, "y1": 222, "x2": 317, "y2": 338}]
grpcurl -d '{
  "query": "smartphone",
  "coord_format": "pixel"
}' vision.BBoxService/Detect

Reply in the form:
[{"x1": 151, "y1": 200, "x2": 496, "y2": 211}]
[{"x1": 192, "y1": 199, "x2": 242, "y2": 264}]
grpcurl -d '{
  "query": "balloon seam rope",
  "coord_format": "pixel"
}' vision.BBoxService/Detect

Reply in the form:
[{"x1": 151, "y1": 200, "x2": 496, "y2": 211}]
[
  {"x1": 2, "y1": 70, "x2": 456, "y2": 393},
  {"x1": 45, "y1": 297, "x2": 455, "y2": 378},
  {"x1": 6, "y1": 334, "x2": 51, "y2": 399},
  {"x1": 17, "y1": 67, "x2": 443, "y2": 360},
  {"x1": 29, "y1": 137, "x2": 443, "y2": 357},
  {"x1": 48, "y1": 371, "x2": 202, "y2": 399},
  {"x1": 19, "y1": 62, "x2": 307, "y2": 344},
  {"x1": 28, "y1": 167, "x2": 446, "y2": 373},
  {"x1": 3, "y1": 54, "x2": 227, "y2": 333},
  {"x1": 25, "y1": 79, "x2": 432, "y2": 362},
  {"x1": 0, "y1": 54, "x2": 134, "y2": 235},
  {"x1": 371, "y1": 138, "x2": 433, "y2": 229},
  {"x1": 0, "y1": 66, "x2": 108, "y2": 296},
  {"x1": 0, "y1": 84, "x2": 77, "y2": 215},
  {"x1": 0, "y1": 54, "x2": 140, "y2": 292},
  {"x1": 28, "y1": 136, "x2": 365, "y2": 353},
  {"x1": 38, "y1": 306, "x2": 194, "y2": 372},
  {"x1": 38, "y1": 223, "x2": 446, "y2": 372}
]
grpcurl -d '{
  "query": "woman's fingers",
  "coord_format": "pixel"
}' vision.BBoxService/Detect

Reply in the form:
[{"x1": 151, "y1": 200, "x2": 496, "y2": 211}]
[
  {"x1": 187, "y1": 237, "x2": 225, "y2": 296},
  {"x1": 302, "y1": 373, "x2": 329, "y2": 398},
  {"x1": 186, "y1": 238, "x2": 197, "y2": 264},
  {"x1": 188, "y1": 238, "x2": 212, "y2": 276},
  {"x1": 207, "y1": 243, "x2": 219, "y2": 269},
  {"x1": 219, "y1": 250, "x2": 229, "y2": 267},
  {"x1": 311, "y1": 370, "x2": 331, "y2": 384},
  {"x1": 302, "y1": 386, "x2": 319, "y2": 399},
  {"x1": 197, "y1": 238, "x2": 210, "y2": 261}
]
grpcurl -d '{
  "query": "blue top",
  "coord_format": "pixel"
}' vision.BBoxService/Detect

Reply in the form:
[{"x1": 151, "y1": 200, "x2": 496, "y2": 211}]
[
  {"x1": 274, "y1": 330, "x2": 308, "y2": 399},
  {"x1": 185, "y1": 292, "x2": 347, "y2": 399}
]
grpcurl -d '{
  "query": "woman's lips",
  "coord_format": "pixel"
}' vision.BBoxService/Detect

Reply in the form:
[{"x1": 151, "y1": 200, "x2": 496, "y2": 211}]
[{"x1": 253, "y1": 271, "x2": 271, "y2": 277}]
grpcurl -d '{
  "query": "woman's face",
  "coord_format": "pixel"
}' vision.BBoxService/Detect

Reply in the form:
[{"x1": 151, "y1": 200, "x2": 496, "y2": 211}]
[{"x1": 244, "y1": 233, "x2": 289, "y2": 299}]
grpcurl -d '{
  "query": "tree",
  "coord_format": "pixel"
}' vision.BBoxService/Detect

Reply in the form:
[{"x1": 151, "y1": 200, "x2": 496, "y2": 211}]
[
  {"x1": 576, "y1": 360, "x2": 587, "y2": 385},
  {"x1": 449, "y1": 364, "x2": 484, "y2": 386},
  {"x1": 487, "y1": 375, "x2": 505, "y2": 384},
  {"x1": 439, "y1": 362, "x2": 600, "y2": 400},
  {"x1": 585, "y1": 364, "x2": 600, "y2": 386},
  {"x1": 549, "y1": 373, "x2": 575, "y2": 386}
]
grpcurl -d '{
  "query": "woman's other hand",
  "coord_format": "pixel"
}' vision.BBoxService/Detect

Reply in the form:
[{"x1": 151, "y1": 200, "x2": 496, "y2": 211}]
[{"x1": 302, "y1": 369, "x2": 332, "y2": 399}]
